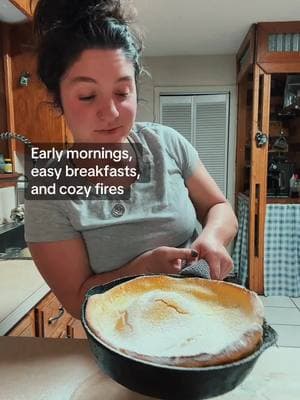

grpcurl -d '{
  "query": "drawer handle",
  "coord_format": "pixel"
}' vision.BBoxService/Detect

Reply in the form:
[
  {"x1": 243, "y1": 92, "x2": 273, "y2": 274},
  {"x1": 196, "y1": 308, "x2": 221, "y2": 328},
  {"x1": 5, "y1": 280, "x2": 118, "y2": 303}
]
[{"x1": 48, "y1": 306, "x2": 64, "y2": 325}]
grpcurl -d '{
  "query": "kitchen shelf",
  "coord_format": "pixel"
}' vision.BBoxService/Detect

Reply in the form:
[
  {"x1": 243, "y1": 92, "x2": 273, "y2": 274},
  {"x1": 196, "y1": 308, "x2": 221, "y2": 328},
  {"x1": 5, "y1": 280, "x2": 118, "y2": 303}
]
[
  {"x1": 0, "y1": 173, "x2": 22, "y2": 188},
  {"x1": 241, "y1": 192, "x2": 300, "y2": 204},
  {"x1": 267, "y1": 197, "x2": 300, "y2": 204}
]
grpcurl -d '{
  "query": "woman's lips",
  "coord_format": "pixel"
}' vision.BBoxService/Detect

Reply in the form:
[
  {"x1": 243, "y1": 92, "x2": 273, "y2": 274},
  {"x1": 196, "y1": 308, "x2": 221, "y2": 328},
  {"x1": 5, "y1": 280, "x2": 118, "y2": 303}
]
[{"x1": 94, "y1": 127, "x2": 121, "y2": 134}]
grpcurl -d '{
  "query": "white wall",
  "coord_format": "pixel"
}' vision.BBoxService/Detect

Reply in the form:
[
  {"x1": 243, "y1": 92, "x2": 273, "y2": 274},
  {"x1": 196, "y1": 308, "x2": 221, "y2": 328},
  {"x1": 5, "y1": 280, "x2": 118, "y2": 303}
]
[
  {"x1": 136, "y1": 55, "x2": 236, "y2": 121},
  {"x1": 136, "y1": 54, "x2": 237, "y2": 208}
]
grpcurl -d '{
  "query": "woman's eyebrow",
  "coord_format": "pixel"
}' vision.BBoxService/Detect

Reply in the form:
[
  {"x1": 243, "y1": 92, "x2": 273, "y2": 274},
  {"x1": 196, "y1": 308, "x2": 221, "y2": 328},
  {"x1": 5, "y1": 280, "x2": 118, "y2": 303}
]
[
  {"x1": 69, "y1": 76, "x2": 97, "y2": 85},
  {"x1": 69, "y1": 75, "x2": 133, "y2": 85}
]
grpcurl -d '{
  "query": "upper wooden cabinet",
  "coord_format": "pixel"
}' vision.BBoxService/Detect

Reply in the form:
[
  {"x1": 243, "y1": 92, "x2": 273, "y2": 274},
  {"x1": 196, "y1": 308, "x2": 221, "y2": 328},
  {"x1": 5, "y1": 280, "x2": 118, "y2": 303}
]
[
  {"x1": 235, "y1": 21, "x2": 300, "y2": 294},
  {"x1": 1, "y1": 21, "x2": 72, "y2": 153},
  {"x1": 237, "y1": 21, "x2": 300, "y2": 81}
]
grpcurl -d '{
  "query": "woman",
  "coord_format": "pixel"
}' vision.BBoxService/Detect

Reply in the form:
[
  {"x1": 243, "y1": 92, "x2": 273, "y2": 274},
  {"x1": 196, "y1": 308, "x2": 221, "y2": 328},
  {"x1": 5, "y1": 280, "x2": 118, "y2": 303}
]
[{"x1": 25, "y1": 0, "x2": 238, "y2": 319}]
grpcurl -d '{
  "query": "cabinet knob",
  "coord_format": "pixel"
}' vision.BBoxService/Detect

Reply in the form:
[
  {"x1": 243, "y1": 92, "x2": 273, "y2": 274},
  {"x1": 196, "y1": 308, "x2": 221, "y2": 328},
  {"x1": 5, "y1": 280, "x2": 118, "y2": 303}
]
[
  {"x1": 255, "y1": 131, "x2": 268, "y2": 148},
  {"x1": 19, "y1": 72, "x2": 31, "y2": 87}
]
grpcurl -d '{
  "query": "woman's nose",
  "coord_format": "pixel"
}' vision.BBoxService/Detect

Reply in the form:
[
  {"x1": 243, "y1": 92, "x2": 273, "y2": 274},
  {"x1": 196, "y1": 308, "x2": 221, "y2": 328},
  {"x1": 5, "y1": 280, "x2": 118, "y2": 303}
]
[{"x1": 97, "y1": 98, "x2": 119, "y2": 121}]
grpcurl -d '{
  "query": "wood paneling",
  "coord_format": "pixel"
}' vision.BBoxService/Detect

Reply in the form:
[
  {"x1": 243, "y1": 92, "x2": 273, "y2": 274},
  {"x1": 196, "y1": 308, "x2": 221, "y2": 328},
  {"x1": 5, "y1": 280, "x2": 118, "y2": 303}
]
[{"x1": 7, "y1": 22, "x2": 66, "y2": 149}]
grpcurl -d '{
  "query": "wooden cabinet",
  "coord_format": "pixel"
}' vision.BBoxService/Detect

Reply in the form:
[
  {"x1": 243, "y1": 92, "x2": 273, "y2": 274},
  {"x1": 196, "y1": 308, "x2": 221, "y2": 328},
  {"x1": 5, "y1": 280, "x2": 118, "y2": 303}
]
[
  {"x1": 35, "y1": 293, "x2": 72, "y2": 338},
  {"x1": 67, "y1": 319, "x2": 87, "y2": 340},
  {"x1": 2, "y1": 22, "x2": 71, "y2": 148},
  {"x1": 0, "y1": 18, "x2": 73, "y2": 183},
  {"x1": 236, "y1": 21, "x2": 300, "y2": 293},
  {"x1": 7, "y1": 292, "x2": 87, "y2": 339}
]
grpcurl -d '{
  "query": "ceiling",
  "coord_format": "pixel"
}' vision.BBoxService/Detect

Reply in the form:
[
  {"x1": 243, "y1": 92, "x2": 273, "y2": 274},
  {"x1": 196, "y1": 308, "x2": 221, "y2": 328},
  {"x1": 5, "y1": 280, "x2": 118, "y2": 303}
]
[{"x1": 0, "y1": 0, "x2": 299, "y2": 56}]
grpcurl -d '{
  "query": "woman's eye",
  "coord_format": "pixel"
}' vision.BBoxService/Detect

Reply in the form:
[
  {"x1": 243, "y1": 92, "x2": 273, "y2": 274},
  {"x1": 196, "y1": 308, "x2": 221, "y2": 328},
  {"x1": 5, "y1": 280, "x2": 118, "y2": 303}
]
[
  {"x1": 79, "y1": 95, "x2": 96, "y2": 101},
  {"x1": 116, "y1": 92, "x2": 130, "y2": 98}
]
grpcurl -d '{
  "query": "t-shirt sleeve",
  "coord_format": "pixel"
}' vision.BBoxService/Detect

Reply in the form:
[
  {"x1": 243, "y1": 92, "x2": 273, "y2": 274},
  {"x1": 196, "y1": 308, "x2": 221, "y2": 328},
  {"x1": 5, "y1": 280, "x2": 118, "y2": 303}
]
[
  {"x1": 156, "y1": 124, "x2": 201, "y2": 180},
  {"x1": 24, "y1": 199, "x2": 81, "y2": 242}
]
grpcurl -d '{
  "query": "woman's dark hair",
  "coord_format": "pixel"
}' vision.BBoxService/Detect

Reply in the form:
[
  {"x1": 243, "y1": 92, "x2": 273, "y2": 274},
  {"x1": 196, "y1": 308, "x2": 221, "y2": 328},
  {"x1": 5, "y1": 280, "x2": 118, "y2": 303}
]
[{"x1": 32, "y1": 0, "x2": 144, "y2": 111}]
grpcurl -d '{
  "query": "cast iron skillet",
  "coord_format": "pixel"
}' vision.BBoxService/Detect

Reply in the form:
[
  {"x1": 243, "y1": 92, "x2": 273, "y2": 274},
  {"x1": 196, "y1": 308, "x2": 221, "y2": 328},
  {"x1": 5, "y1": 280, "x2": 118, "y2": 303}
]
[{"x1": 81, "y1": 275, "x2": 277, "y2": 400}]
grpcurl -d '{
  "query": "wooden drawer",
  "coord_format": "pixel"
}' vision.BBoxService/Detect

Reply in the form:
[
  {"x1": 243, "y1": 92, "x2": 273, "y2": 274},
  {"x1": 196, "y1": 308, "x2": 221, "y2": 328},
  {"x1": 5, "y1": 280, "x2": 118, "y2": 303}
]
[
  {"x1": 8, "y1": 310, "x2": 36, "y2": 337},
  {"x1": 36, "y1": 293, "x2": 72, "y2": 338}
]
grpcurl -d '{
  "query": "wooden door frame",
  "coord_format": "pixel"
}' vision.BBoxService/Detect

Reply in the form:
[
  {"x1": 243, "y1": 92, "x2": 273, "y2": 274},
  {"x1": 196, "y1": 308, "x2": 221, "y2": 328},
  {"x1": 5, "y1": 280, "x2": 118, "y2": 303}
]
[
  {"x1": 248, "y1": 64, "x2": 271, "y2": 293},
  {"x1": 235, "y1": 74, "x2": 248, "y2": 199}
]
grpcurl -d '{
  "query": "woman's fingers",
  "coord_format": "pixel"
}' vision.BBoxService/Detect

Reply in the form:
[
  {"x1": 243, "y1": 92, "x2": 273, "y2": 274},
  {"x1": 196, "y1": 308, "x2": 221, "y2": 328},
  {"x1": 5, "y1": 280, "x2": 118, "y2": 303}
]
[
  {"x1": 210, "y1": 257, "x2": 233, "y2": 280},
  {"x1": 208, "y1": 259, "x2": 221, "y2": 280},
  {"x1": 152, "y1": 245, "x2": 234, "y2": 279},
  {"x1": 157, "y1": 247, "x2": 198, "y2": 262},
  {"x1": 151, "y1": 246, "x2": 198, "y2": 274},
  {"x1": 220, "y1": 259, "x2": 234, "y2": 281}
]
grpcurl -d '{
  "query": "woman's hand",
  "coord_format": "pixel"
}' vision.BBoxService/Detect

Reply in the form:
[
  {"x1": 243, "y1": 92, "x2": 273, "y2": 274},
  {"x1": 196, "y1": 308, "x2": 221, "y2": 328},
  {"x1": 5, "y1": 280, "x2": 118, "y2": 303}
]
[
  {"x1": 141, "y1": 246, "x2": 199, "y2": 275},
  {"x1": 191, "y1": 235, "x2": 233, "y2": 280}
]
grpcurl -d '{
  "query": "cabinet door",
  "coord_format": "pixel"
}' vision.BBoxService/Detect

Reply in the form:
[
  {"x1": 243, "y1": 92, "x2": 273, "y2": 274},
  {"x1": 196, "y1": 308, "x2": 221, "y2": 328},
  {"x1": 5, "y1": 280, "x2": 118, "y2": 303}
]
[
  {"x1": 248, "y1": 65, "x2": 271, "y2": 293},
  {"x1": 67, "y1": 319, "x2": 87, "y2": 339},
  {"x1": 3, "y1": 22, "x2": 68, "y2": 152},
  {"x1": 36, "y1": 293, "x2": 72, "y2": 338}
]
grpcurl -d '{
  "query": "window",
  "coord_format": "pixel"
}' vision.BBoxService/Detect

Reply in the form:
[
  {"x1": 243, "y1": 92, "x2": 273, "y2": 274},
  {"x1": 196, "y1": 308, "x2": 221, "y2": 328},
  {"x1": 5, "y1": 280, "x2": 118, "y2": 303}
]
[{"x1": 160, "y1": 93, "x2": 230, "y2": 196}]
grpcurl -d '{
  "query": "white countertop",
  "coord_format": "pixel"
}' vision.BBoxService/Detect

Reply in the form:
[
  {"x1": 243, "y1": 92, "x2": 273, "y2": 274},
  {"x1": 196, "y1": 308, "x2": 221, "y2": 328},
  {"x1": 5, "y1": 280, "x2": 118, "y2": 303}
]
[
  {"x1": 0, "y1": 337, "x2": 299, "y2": 400},
  {"x1": 0, "y1": 259, "x2": 50, "y2": 335}
]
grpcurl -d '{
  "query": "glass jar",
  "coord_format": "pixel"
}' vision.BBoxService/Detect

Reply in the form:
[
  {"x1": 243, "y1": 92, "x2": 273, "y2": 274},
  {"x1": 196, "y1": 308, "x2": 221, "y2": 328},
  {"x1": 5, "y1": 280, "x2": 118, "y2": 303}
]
[
  {"x1": 290, "y1": 174, "x2": 300, "y2": 198},
  {"x1": 296, "y1": 179, "x2": 300, "y2": 198},
  {"x1": 0, "y1": 153, "x2": 5, "y2": 173},
  {"x1": 3, "y1": 158, "x2": 12, "y2": 173}
]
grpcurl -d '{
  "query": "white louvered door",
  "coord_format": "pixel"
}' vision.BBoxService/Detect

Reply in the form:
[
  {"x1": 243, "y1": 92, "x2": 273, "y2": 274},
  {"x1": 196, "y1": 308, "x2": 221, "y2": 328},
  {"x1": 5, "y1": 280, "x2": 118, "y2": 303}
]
[{"x1": 160, "y1": 93, "x2": 230, "y2": 196}]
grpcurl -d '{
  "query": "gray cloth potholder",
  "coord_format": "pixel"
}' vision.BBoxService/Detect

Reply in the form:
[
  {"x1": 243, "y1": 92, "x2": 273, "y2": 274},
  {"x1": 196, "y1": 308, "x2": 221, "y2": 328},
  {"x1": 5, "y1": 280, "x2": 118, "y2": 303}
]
[{"x1": 181, "y1": 259, "x2": 211, "y2": 279}]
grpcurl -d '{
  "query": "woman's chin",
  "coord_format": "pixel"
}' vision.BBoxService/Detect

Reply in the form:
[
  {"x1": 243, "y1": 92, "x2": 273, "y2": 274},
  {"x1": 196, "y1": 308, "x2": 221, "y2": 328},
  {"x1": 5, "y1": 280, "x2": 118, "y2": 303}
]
[
  {"x1": 91, "y1": 129, "x2": 128, "y2": 144},
  {"x1": 72, "y1": 133, "x2": 127, "y2": 144}
]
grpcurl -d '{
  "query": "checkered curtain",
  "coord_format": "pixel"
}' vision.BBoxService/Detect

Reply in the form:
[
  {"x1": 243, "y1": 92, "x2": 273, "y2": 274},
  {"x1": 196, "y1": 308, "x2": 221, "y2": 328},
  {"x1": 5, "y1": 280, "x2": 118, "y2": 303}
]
[
  {"x1": 264, "y1": 204, "x2": 300, "y2": 296},
  {"x1": 232, "y1": 194, "x2": 249, "y2": 286},
  {"x1": 232, "y1": 194, "x2": 300, "y2": 296}
]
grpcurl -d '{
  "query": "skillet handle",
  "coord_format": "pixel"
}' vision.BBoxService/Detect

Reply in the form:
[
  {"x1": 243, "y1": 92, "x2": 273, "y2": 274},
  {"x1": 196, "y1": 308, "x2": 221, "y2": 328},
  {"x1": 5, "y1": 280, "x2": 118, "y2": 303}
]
[{"x1": 261, "y1": 321, "x2": 278, "y2": 350}]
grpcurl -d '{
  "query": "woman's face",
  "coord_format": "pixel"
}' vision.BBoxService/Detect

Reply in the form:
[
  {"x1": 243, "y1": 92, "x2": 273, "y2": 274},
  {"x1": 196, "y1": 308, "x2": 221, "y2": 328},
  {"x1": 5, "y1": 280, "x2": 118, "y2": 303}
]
[{"x1": 60, "y1": 49, "x2": 137, "y2": 143}]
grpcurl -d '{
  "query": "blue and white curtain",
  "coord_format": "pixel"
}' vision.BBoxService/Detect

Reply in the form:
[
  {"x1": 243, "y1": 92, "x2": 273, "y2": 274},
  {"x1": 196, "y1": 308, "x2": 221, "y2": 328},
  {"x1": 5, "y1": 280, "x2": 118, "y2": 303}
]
[{"x1": 232, "y1": 194, "x2": 300, "y2": 297}]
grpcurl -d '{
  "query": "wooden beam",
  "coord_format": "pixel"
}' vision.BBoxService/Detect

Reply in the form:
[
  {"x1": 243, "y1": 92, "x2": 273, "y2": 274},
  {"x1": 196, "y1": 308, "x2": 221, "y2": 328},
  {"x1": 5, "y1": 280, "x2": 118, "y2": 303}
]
[
  {"x1": 235, "y1": 74, "x2": 248, "y2": 200},
  {"x1": 248, "y1": 65, "x2": 271, "y2": 294},
  {"x1": 236, "y1": 25, "x2": 256, "y2": 83}
]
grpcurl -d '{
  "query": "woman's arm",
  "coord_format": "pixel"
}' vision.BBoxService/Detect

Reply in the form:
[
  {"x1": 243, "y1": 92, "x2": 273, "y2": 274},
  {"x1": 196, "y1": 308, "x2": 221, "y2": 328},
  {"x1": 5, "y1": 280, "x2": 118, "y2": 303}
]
[
  {"x1": 28, "y1": 239, "x2": 198, "y2": 319},
  {"x1": 185, "y1": 160, "x2": 238, "y2": 280}
]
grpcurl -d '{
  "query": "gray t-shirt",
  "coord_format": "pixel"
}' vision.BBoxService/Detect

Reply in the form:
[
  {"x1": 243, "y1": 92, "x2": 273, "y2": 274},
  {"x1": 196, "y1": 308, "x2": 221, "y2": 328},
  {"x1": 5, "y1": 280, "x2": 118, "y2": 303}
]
[{"x1": 24, "y1": 122, "x2": 200, "y2": 273}]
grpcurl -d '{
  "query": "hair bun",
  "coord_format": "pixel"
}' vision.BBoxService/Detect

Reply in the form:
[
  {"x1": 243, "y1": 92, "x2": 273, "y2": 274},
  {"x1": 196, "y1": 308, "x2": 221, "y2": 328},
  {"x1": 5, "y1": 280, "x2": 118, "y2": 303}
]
[{"x1": 34, "y1": 0, "x2": 136, "y2": 36}]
